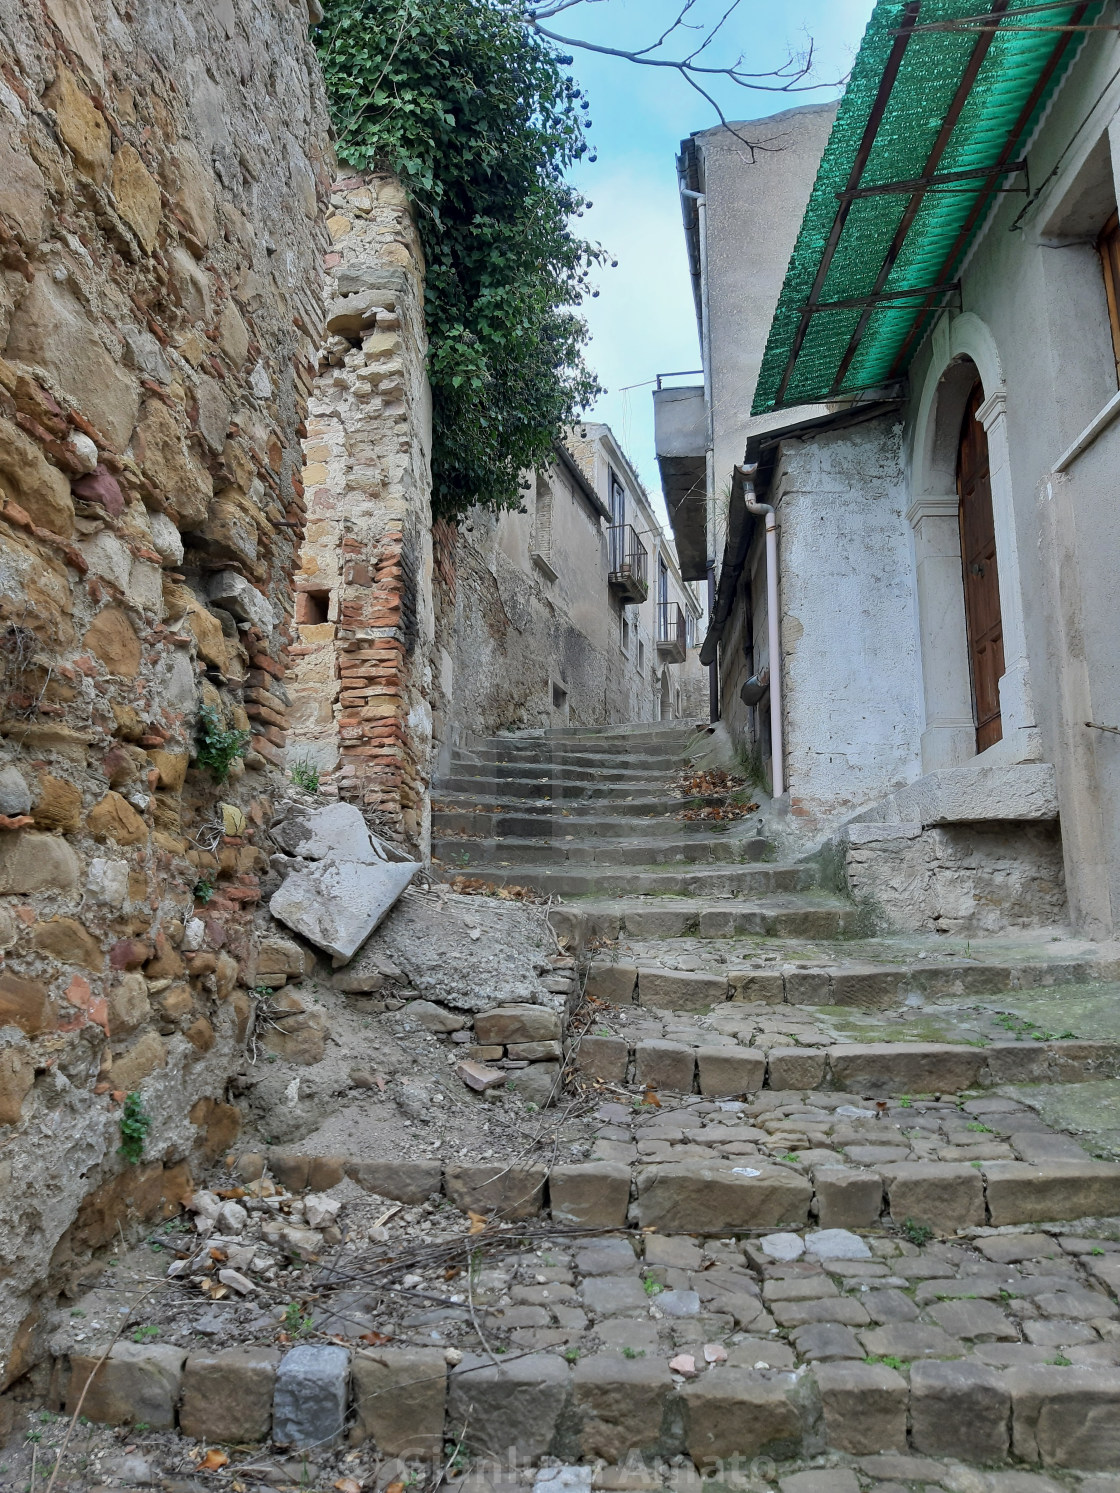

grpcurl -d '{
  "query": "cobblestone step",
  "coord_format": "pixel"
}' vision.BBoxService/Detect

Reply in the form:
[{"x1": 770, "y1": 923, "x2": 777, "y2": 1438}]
[
  {"x1": 433, "y1": 810, "x2": 746, "y2": 838},
  {"x1": 432, "y1": 791, "x2": 736, "y2": 820},
  {"x1": 578, "y1": 952, "x2": 1115, "y2": 1011},
  {"x1": 432, "y1": 834, "x2": 772, "y2": 869}
]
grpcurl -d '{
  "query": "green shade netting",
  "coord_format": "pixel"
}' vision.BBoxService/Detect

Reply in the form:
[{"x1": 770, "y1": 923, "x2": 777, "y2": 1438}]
[{"x1": 752, "y1": 0, "x2": 1102, "y2": 414}]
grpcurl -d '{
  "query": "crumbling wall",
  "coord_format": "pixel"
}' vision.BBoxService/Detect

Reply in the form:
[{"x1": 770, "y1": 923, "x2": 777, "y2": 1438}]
[
  {"x1": 286, "y1": 174, "x2": 434, "y2": 857},
  {"x1": 0, "y1": 0, "x2": 330, "y2": 1384}
]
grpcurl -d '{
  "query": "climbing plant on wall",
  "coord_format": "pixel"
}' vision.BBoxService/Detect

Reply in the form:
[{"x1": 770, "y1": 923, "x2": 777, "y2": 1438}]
[{"x1": 315, "y1": 0, "x2": 605, "y2": 521}]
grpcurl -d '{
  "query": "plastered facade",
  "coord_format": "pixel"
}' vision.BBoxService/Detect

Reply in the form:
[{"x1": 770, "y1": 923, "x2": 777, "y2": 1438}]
[{"x1": 0, "y1": 0, "x2": 329, "y2": 1381}]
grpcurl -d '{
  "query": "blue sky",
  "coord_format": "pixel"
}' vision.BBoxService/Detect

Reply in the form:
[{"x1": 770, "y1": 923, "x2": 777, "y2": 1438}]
[{"x1": 559, "y1": 0, "x2": 876, "y2": 510}]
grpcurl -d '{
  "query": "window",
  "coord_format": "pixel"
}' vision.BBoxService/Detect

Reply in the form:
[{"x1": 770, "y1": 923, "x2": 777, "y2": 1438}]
[
  {"x1": 609, "y1": 470, "x2": 625, "y2": 528},
  {"x1": 1099, "y1": 209, "x2": 1120, "y2": 387},
  {"x1": 638, "y1": 640, "x2": 646, "y2": 671},
  {"x1": 620, "y1": 614, "x2": 631, "y2": 654}
]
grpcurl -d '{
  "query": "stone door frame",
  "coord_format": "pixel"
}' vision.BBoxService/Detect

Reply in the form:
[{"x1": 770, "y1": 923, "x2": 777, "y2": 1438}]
[{"x1": 908, "y1": 312, "x2": 1039, "y2": 773}]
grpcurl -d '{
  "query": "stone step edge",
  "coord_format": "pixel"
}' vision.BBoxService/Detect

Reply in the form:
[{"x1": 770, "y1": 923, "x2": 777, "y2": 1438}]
[
  {"x1": 49, "y1": 1329, "x2": 1120, "y2": 1471},
  {"x1": 580, "y1": 955, "x2": 1120, "y2": 1008},
  {"x1": 230, "y1": 1148, "x2": 1120, "y2": 1234},
  {"x1": 572, "y1": 1033, "x2": 1120, "y2": 1095}
]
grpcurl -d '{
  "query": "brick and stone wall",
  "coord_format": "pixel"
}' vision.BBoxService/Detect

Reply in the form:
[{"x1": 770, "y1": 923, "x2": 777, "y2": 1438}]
[
  {"x1": 286, "y1": 175, "x2": 435, "y2": 857},
  {"x1": 0, "y1": 0, "x2": 330, "y2": 1383}
]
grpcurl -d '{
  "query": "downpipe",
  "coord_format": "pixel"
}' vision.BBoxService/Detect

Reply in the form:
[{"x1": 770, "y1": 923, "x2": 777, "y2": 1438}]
[{"x1": 737, "y1": 463, "x2": 784, "y2": 800}]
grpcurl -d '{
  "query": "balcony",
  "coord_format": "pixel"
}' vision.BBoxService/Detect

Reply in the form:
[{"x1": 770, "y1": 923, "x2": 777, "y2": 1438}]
[
  {"x1": 656, "y1": 602, "x2": 687, "y2": 664},
  {"x1": 608, "y1": 525, "x2": 648, "y2": 604},
  {"x1": 653, "y1": 382, "x2": 707, "y2": 581}
]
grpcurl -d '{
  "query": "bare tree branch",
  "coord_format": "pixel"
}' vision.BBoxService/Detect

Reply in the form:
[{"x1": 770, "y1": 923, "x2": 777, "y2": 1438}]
[{"x1": 521, "y1": 0, "x2": 833, "y2": 110}]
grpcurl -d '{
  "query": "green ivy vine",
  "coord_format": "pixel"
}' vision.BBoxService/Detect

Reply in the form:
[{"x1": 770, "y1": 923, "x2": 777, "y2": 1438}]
[{"x1": 314, "y1": 0, "x2": 605, "y2": 521}]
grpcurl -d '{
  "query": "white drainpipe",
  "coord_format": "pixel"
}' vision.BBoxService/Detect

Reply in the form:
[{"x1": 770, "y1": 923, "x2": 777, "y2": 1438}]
[{"x1": 738, "y1": 463, "x2": 784, "y2": 800}]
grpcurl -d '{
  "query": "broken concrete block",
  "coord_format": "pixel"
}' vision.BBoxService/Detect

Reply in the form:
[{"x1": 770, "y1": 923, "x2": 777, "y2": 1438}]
[
  {"x1": 345, "y1": 1159, "x2": 442, "y2": 1204},
  {"x1": 444, "y1": 1163, "x2": 546, "y2": 1219},
  {"x1": 447, "y1": 1352, "x2": 570, "y2": 1462},
  {"x1": 272, "y1": 1344, "x2": 349, "y2": 1451},
  {"x1": 66, "y1": 1343, "x2": 187, "y2": 1429},
  {"x1": 816, "y1": 1361, "x2": 908, "y2": 1454},
  {"x1": 696, "y1": 1045, "x2": 765, "y2": 1096},
  {"x1": 270, "y1": 856, "x2": 419, "y2": 962},
  {"x1": 549, "y1": 1163, "x2": 631, "y2": 1228},
  {"x1": 636, "y1": 1162, "x2": 812, "y2": 1234},
  {"x1": 571, "y1": 1354, "x2": 676, "y2": 1461},
  {"x1": 271, "y1": 802, "x2": 388, "y2": 864},
  {"x1": 350, "y1": 1347, "x2": 446, "y2": 1455},
  {"x1": 180, "y1": 1347, "x2": 279, "y2": 1443},
  {"x1": 909, "y1": 1359, "x2": 1010, "y2": 1463},
  {"x1": 474, "y1": 1005, "x2": 561, "y2": 1044}
]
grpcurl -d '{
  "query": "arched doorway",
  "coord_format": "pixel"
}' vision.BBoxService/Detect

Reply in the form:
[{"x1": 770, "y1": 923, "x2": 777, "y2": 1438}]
[{"x1": 957, "y1": 378, "x2": 1005, "y2": 752}]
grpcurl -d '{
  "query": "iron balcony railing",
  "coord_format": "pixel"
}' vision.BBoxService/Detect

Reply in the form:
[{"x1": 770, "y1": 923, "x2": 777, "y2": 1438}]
[{"x1": 607, "y1": 525, "x2": 648, "y2": 602}]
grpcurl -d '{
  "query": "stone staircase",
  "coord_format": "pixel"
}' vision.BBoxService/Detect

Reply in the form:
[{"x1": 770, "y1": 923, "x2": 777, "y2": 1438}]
[{"x1": 426, "y1": 720, "x2": 1120, "y2": 1476}]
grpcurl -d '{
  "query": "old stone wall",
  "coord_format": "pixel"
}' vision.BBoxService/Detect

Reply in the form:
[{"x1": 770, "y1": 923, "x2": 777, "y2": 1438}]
[
  {"x1": 844, "y1": 821, "x2": 1069, "y2": 935},
  {"x1": 286, "y1": 174, "x2": 434, "y2": 858},
  {"x1": 0, "y1": 0, "x2": 330, "y2": 1383}
]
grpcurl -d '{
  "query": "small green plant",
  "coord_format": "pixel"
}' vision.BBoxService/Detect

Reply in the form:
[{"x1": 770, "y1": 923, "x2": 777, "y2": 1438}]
[
  {"x1": 1050, "y1": 1353, "x2": 1072, "y2": 1367},
  {"x1": 194, "y1": 704, "x2": 250, "y2": 782},
  {"x1": 621, "y1": 1346, "x2": 646, "y2": 1359},
  {"x1": 70, "y1": 1309, "x2": 85, "y2": 1319},
  {"x1": 443, "y1": 1441, "x2": 468, "y2": 1477},
  {"x1": 119, "y1": 1092, "x2": 152, "y2": 1165},
  {"x1": 966, "y1": 1121, "x2": 992, "y2": 1133},
  {"x1": 642, "y1": 1274, "x2": 664, "y2": 1297},
  {"x1": 898, "y1": 1095, "x2": 913, "y2": 1109},
  {"x1": 134, "y1": 1422, "x2": 150, "y2": 1433},
  {"x1": 564, "y1": 1347, "x2": 580, "y2": 1363},
  {"x1": 781, "y1": 1153, "x2": 801, "y2": 1164},
  {"x1": 865, "y1": 1354, "x2": 907, "y2": 1371},
  {"x1": 289, "y1": 758, "x2": 321, "y2": 794},
  {"x1": 283, "y1": 1301, "x2": 313, "y2": 1336},
  {"x1": 194, "y1": 876, "x2": 215, "y2": 906},
  {"x1": 1092, "y1": 1246, "x2": 1106, "y2": 1256},
  {"x1": 901, "y1": 1217, "x2": 934, "y2": 1247},
  {"x1": 24, "y1": 1431, "x2": 40, "y2": 1444},
  {"x1": 131, "y1": 1324, "x2": 160, "y2": 1343}
]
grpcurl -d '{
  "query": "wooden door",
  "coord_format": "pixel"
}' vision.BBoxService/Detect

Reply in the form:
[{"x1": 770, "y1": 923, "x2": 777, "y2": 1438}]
[{"x1": 957, "y1": 380, "x2": 1004, "y2": 752}]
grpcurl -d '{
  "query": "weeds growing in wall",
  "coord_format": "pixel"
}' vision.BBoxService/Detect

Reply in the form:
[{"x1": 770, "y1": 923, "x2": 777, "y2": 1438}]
[{"x1": 315, "y1": 0, "x2": 605, "y2": 521}]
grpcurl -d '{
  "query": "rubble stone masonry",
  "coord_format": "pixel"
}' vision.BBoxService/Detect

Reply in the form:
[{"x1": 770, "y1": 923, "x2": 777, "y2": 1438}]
[
  {"x1": 0, "y1": 0, "x2": 330, "y2": 1381},
  {"x1": 287, "y1": 175, "x2": 435, "y2": 857}
]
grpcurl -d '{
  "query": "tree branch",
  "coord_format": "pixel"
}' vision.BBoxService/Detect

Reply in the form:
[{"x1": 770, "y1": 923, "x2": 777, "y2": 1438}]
[{"x1": 523, "y1": 0, "x2": 831, "y2": 108}]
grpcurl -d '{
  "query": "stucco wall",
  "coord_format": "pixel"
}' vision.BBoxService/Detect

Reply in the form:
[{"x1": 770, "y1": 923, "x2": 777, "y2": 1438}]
[
  {"x1": 774, "y1": 420, "x2": 925, "y2": 826},
  {"x1": 0, "y1": 0, "x2": 330, "y2": 1380},
  {"x1": 902, "y1": 27, "x2": 1120, "y2": 935}
]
